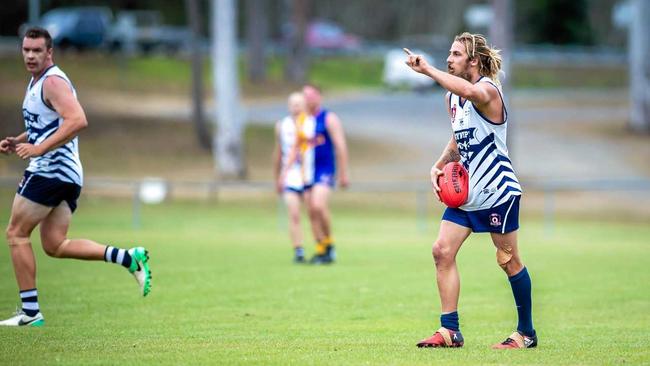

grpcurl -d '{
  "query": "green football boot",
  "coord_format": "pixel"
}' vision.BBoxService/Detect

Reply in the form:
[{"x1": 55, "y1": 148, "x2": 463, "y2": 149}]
[{"x1": 128, "y1": 247, "x2": 152, "y2": 297}]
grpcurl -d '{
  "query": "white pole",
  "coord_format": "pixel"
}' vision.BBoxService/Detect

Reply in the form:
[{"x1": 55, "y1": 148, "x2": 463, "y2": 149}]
[
  {"x1": 211, "y1": 0, "x2": 245, "y2": 178},
  {"x1": 629, "y1": 0, "x2": 650, "y2": 132}
]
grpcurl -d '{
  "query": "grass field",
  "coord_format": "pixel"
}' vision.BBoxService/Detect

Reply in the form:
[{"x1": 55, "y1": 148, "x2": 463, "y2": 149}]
[
  {"x1": 0, "y1": 191, "x2": 648, "y2": 365},
  {"x1": 0, "y1": 53, "x2": 385, "y2": 98}
]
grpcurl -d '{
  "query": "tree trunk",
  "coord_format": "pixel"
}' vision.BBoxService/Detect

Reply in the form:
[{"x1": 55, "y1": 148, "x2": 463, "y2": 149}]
[
  {"x1": 185, "y1": 0, "x2": 211, "y2": 150},
  {"x1": 246, "y1": 0, "x2": 268, "y2": 83},
  {"x1": 629, "y1": 0, "x2": 650, "y2": 132},
  {"x1": 211, "y1": 0, "x2": 246, "y2": 178},
  {"x1": 284, "y1": 0, "x2": 308, "y2": 84}
]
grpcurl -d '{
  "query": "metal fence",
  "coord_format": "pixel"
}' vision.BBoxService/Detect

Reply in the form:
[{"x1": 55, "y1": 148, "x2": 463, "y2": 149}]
[{"x1": 1, "y1": 176, "x2": 649, "y2": 235}]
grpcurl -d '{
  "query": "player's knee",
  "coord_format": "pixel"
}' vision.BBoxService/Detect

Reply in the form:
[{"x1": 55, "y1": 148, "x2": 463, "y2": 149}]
[
  {"x1": 42, "y1": 242, "x2": 58, "y2": 257},
  {"x1": 432, "y1": 240, "x2": 453, "y2": 265},
  {"x1": 288, "y1": 210, "x2": 301, "y2": 225},
  {"x1": 496, "y1": 248, "x2": 522, "y2": 274},
  {"x1": 310, "y1": 202, "x2": 326, "y2": 217},
  {"x1": 6, "y1": 226, "x2": 30, "y2": 247},
  {"x1": 42, "y1": 238, "x2": 70, "y2": 258}
]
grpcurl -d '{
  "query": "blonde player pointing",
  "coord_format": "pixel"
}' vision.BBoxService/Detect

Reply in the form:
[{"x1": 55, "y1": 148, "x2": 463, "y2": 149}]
[{"x1": 404, "y1": 33, "x2": 537, "y2": 349}]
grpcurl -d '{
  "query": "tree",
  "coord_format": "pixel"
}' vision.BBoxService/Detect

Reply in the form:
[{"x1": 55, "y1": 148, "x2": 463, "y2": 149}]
[
  {"x1": 284, "y1": 0, "x2": 308, "y2": 84},
  {"x1": 185, "y1": 0, "x2": 211, "y2": 150},
  {"x1": 516, "y1": 0, "x2": 594, "y2": 45},
  {"x1": 246, "y1": 0, "x2": 268, "y2": 83},
  {"x1": 211, "y1": 0, "x2": 246, "y2": 178}
]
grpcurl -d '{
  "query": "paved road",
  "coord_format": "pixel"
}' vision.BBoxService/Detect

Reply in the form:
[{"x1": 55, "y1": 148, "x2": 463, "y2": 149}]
[
  {"x1": 85, "y1": 87, "x2": 644, "y2": 182},
  {"x1": 246, "y1": 89, "x2": 641, "y2": 181}
]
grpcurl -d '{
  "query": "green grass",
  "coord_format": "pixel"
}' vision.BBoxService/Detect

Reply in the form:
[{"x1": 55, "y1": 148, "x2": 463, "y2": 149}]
[
  {"x1": 512, "y1": 64, "x2": 627, "y2": 89},
  {"x1": 0, "y1": 191, "x2": 648, "y2": 365},
  {"x1": 0, "y1": 53, "x2": 384, "y2": 98}
]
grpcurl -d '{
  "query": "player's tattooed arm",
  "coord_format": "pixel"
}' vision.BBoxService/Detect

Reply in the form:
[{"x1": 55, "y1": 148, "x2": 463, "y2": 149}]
[
  {"x1": 430, "y1": 137, "x2": 458, "y2": 199},
  {"x1": 434, "y1": 137, "x2": 460, "y2": 169},
  {"x1": 443, "y1": 146, "x2": 461, "y2": 164},
  {"x1": 430, "y1": 137, "x2": 459, "y2": 199}
]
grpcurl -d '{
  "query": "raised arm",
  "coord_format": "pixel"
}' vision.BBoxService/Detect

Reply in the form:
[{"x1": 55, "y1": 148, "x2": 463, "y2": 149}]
[
  {"x1": 403, "y1": 48, "x2": 498, "y2": 107},
  {"x1": 326, "y1": 112, "x2": 349, "y2": 188},
  {"x1": 15, "y1": 76, "x2": 87, "y2": 159}
]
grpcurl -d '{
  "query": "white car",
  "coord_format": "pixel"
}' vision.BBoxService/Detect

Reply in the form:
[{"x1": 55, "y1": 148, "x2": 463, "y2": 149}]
[{"x1": 383, "y1": 48, "x2": 436, "y2": 90}]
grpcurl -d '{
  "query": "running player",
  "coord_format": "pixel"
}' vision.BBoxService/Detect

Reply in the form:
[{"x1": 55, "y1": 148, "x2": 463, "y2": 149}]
[
  {"x1": 299, "y1": 85, "x2": 349, "y2": 264},
  {"x1": 274, "y1": 92, "x2": 311, "y2": 263},
  {"x1": 405, "y1": 33, "x2": 536, "y2": 349},
  {"x1": 0, "y1": 27, "x2": 151, "y2": 327}
]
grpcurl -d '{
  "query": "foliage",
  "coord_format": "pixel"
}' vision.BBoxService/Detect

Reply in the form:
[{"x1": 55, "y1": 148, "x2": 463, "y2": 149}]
[{"x1": 516, "y1": 0, "x2": 595, "y2": 45}]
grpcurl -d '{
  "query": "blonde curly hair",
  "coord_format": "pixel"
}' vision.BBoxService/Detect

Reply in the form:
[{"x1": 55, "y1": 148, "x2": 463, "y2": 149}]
[{"x1": 454, "y1": 32, "x2": 502, "y2": 84}]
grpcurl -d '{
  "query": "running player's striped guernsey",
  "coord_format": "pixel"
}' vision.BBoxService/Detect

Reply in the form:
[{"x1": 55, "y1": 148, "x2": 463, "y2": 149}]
[
  {"x1": 449, "y1": 76, "x2": 521, "y2": 211},
  {"x1": 22, "y1": 65, "x2": 83, "y2": 186}
]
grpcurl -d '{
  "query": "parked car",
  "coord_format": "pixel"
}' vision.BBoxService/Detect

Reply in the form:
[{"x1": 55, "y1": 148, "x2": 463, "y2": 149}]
[
  {"x1": 107, "y1": 10, "x2": 191, "y2": 54},
  {"x1": 282, "y1": 19, "x2": 361, "y2": 53},
  {"x1": 306, "y1": 20, "x2": 361, "y2": 51},
  {"x1": 19, "y1": 7, "x2": 112, "y2": 50},
  {"x1": 382, "y1": 48, "x2": 436, "y2": 91}
]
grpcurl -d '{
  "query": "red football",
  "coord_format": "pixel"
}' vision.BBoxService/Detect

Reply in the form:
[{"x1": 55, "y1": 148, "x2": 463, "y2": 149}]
[{"x1": 437, "y1": 162, "x2": 469, "y2": 208}]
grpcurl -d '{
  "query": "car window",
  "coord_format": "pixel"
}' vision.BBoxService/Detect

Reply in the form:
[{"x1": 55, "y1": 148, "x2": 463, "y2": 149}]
[{"x1": 41, "y1": 11, "x2": 76, "y2": 28}]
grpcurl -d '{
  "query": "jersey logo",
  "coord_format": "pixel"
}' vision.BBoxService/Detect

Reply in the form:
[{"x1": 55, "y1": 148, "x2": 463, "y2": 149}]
[
  {"x1": 451, "y1": 104, "x2": 457, "y2": 120},
  {"x1": 23, "y1": 109, "x2": 39, "y2": 128},
  {"x1": 454, "y1": 128, "x2": 476, "y2": 154},
  {"x1": 489, "y1": 213, "x2": 502, "y2": 227}
]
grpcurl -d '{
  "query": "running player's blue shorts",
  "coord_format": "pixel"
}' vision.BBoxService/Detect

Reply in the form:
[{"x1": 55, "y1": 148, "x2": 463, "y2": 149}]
[
  {"x1": 305, "y1": 171, "x2": 336, "y2": 190},
  {"x1": 17, "y1": 171, "x2": 82, "y2": 213},
  {"x1": 442, "y1": 195, "x2": 520, "y2": 234}
]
